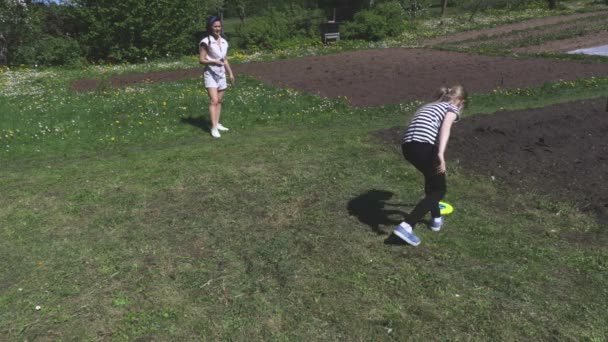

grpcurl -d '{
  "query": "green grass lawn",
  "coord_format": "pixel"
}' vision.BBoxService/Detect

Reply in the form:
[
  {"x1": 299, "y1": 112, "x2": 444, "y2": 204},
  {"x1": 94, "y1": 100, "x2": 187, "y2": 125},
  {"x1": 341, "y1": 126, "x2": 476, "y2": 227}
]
[{"x1": 1, "y1": 59, "x2": 607, "y2": 340}]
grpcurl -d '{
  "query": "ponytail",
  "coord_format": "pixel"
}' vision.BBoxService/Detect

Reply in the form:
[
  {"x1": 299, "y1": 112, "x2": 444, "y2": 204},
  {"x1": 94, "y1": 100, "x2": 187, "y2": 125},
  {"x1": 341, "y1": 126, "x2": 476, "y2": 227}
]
[{"x1": 435, "y1": 84, "x2": 467, "y2": 103}]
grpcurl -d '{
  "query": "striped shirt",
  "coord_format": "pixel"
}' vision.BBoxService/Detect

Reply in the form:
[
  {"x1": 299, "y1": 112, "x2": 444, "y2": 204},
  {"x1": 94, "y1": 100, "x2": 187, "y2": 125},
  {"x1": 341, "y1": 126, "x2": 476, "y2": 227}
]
[{"x1": 401, "y1": 102, "x2": 460, "y2": 145}]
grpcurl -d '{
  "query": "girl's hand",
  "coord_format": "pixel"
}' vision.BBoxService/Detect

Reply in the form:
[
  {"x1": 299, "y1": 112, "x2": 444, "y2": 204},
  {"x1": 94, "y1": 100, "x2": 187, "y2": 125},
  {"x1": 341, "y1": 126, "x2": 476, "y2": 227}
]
[
  {"x1": 436, "y1": 155, "x2": 446, "y2": 174},
  {"x1": 229, "y1": 74, "x2": 235, "y2": 85}
]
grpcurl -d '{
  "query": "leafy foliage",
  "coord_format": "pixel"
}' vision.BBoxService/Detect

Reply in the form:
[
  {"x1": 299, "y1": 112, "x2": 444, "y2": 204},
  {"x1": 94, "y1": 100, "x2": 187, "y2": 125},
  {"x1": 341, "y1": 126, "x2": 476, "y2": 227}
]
[
  {"x1": 1, "y1": 0, "x2": 605, "y2": 66},
  {"x1": 1, "y1": 0, "x2": 37, "y2": 65},
  {"x1": 233, "y1": 5, "x2": 326, "y2": 50},
  {"x1": 13, "y1": 35, "x2": 82, "y2": 66},
  {"x1": 71, "y1": 0, "x2": 203, "y2": 62},
  {"x1": 341, "y1": 1, "x2": 407, "y2": 41}
]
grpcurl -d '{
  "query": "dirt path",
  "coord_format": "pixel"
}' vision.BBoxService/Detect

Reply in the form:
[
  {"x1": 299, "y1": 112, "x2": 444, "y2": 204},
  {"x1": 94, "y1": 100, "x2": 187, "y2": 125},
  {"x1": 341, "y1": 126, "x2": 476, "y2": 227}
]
[
  {"x1": 514, "y1": 31, "x2": 608, "y2": 54},
  {"x1": 422, "y1": 10, "x2": 608, "y2": 48}
]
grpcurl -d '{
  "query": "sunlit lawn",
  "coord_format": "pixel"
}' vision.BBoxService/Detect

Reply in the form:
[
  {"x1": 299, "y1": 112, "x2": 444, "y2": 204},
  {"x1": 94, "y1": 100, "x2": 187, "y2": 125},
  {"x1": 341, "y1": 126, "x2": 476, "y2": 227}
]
[
  {"x1": 2, "y1": 4, "x2": 608, "y2": 337},
  {"x1": 1, "y1": 58, "x2": 607, "y2": 340}
]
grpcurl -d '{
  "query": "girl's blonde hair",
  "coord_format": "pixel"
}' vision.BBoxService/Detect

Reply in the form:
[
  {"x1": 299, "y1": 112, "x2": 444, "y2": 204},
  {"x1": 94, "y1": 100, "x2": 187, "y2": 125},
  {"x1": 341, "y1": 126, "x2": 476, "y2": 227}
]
[{"x1": 435, "y1": 84, "x2": 467, "y2": 103}]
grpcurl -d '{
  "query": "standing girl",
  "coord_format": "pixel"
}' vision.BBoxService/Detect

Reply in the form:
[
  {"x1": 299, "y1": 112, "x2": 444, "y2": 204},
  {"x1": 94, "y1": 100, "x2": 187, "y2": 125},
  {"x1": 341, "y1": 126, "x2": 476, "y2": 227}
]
[
  {"x1": 393, "y1": 85, "x2": 467, "y2": 246},
  {"x1": 199, "y1": 16, "x2": 235, "y2": 138}
]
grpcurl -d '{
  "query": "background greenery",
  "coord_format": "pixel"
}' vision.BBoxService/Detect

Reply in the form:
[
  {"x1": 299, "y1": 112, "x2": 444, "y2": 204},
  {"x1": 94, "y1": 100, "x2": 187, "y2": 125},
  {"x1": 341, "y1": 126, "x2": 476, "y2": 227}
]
[{"x1": 3, "y1": 0, "x2": 604, "y2": 65}]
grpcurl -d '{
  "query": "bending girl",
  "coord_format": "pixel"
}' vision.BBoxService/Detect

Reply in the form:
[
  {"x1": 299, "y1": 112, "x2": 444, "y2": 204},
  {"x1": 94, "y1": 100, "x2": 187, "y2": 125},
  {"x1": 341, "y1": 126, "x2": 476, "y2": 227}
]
[{"x1": 393, "y1": 85, "x2": 467, "y2": 246}]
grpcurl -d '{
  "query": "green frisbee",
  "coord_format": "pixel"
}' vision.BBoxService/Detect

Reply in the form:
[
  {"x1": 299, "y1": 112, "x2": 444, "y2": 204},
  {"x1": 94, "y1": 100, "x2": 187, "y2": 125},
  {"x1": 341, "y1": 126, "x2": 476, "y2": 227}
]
[{"x1": 439, "y1": 201, "x2": 454, "y2": 215}]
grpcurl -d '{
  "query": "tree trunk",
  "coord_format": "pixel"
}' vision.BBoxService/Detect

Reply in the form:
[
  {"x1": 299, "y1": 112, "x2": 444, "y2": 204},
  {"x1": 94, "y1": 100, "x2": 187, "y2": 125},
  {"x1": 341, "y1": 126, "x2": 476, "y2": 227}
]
[
  {"x1": 0, "y1": 33, "x2": 7, "y2": 66},
  {"x1": 238, "y1": 6, "x2": 245, "y2": 24},
  {"x1": 468, "y1": 0, "x2": 484, "y2": 21},
  {"x1": 548, "y1": 0, "x2": 557, "y2": 9},
  {"x1": 440, "y1": 0, "x2": 448, "y2": 16}
]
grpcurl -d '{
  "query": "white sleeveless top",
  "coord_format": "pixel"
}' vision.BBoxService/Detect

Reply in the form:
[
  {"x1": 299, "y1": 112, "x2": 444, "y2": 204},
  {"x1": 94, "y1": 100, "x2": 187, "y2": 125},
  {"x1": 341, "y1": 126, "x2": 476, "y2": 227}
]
[{"x1": 200, "y1": 35, "x2": 228, "y2": 76}]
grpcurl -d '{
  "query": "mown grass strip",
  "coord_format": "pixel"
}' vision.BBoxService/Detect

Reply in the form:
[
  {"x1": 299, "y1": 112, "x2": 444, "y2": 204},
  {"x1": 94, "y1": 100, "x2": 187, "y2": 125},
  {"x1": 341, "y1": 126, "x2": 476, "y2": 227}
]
[
  {"x1": 1, "y1": 108, "x2": 606, "y2": 340},
  {"x1": 445, "y1": 12, "x2": 607, "y2": 48}
]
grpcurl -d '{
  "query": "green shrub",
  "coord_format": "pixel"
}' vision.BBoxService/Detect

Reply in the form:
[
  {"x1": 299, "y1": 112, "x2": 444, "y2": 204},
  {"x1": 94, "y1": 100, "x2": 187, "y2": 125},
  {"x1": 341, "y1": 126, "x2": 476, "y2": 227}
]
[
  {"x1": 73, "y1": 0, "x2": 201, "y2": 63},
  {"x1": 234, "y1": 6, "x2": 325, "y2": 50},
  {"x1": 403, "y1": 0, "x2": 433, "y2": 17},
  {"x1": 234, "y1": 15, "x2": 278, "y2": 50},
  {"x1": 11, "y1": 35, "x2": 82, "y2": 66},
  {"x1": 341, "y1": 1, "x2": 407, "y2": 41},
  {"x1": 36, "y1": 36, "x2": 83, "y2": 66},
  {"x1": 341, "y1": 11, "x2": 387, "y2": 41}
]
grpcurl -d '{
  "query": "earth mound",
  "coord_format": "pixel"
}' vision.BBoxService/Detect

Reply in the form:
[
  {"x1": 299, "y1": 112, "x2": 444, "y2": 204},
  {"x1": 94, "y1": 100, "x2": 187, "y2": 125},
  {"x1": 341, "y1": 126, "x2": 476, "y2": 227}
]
[{"x1": 374, "y1": 97, "x2": 608, "y2": 224}]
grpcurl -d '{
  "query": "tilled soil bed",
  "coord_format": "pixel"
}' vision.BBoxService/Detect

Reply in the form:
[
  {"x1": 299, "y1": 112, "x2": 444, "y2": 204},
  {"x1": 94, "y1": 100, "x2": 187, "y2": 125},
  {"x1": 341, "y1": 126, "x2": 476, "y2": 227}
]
[
  {"x1": 233, "y1": 48, "x2": 607, "y2": 107},
  {"x1": 376, "y1": 97, "x2": 608, "y2": 225},
  {"x1": 73, "y1": 49, "x2": 608, "y2": 108}
]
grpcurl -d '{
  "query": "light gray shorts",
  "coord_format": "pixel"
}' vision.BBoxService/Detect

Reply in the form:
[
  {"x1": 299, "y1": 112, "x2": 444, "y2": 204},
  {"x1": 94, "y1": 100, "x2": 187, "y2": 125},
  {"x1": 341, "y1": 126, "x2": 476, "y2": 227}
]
[{"x1": 204, "y1": 69, "x2": 227, "y2": 91}]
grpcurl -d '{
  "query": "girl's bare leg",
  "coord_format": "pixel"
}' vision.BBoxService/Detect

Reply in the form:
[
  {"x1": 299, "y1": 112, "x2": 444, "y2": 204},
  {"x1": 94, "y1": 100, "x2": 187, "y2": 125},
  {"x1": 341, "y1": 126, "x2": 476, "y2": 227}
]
[{"x1": 207, "y1": 87, "x2": 223, "y2": 129}]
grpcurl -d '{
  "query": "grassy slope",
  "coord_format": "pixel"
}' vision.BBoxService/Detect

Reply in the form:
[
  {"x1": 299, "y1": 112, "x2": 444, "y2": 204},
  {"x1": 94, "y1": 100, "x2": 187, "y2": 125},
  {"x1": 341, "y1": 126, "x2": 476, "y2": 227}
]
[
  {"x1": 2, "y1": 3, "x2": 608, "y2": 339},
  {"x1": 1, "y1": 71, "x2": 607, "y2": 340}
]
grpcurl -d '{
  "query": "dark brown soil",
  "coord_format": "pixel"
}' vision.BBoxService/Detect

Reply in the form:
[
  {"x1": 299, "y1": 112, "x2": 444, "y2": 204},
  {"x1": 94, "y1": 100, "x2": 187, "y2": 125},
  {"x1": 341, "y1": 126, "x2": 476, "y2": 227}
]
[
  {"x1": 375, "y1": 97, "x2": 608, "y2": 225},
  {"x1": 453, "y1": 97, "x2": 608, "y2": 225},
  {"x1": 233, "y1": 48, "x2": 607, "y2": 107},
  {"x1": 71, "y1": 69, "x2": 201, "y2": 92},
  {"x1": 72, "y1": 49, "x2": 608, "y2": 108}
]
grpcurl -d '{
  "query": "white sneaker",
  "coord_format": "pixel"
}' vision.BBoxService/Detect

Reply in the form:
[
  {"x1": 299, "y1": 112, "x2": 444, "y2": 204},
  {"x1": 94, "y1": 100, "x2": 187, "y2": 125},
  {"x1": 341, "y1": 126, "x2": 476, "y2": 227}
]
[
  {"x1": 217, "y1": 123, "x2": 229, "y2": 131},
  {"x1": 211, "y1": 128, "x2": 221, "y2": 138},
  {"x1": 393, "y1": 222, "x2": 420, "y2": 246},
  {"x1": 430, "y1": 217, "x2": 443, "y2": 232}
]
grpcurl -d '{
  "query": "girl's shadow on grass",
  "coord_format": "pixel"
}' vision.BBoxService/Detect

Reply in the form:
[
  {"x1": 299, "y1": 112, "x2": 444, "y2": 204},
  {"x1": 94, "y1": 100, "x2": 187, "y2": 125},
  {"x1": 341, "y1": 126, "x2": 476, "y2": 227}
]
[
  {"x1": 181, "y1": 116, "x2": 211, "y2": 133},
  {"x1": 347, "y1": 189, "x2": 412, "y2": 236}
]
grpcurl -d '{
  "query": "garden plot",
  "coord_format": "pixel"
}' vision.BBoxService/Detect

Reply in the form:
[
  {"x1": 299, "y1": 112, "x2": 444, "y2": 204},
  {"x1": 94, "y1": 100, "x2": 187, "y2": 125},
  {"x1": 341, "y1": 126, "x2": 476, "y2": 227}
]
[
  {"x1": 449, "y1": 97, "x2": 608, "y2": 225},
  {"x1": 422, "y1": 11, "x2": 608, "y2": 47},
  {"x1": 375, "y1": 97, "x2": 608, "y2": 225},
  {"x1": 424, "y1": 10, "x2": 608, "y2": 55},
  {"x1": 234, "y1": 48, "x2": 607, "y2": 106}
]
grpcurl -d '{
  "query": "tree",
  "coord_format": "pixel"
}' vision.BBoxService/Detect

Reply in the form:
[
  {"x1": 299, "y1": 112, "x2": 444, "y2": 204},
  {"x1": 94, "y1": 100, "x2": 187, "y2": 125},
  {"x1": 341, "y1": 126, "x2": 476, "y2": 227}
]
[
  {"x1": 0, "y1": 0, "x2": 34, "y2": 65},
  {"x1": 207, "y1": 0, "x2": 225, "y2": 18},
  {"x1": 234, "y1": 0, "x2": 246, "y2": 23},
  {"x1": 70, "y1": 0, "x2": 203, "y2": 62},
  {"x1": 0, "y1": 33, "x2": 6, "y2": 65}
]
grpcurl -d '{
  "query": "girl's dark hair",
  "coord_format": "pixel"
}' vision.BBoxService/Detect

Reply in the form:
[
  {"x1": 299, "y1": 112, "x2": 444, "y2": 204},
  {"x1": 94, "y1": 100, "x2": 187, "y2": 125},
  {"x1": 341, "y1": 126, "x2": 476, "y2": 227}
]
[{"x1": 206, "y1": 16, "x2": 221, "y2": 35}]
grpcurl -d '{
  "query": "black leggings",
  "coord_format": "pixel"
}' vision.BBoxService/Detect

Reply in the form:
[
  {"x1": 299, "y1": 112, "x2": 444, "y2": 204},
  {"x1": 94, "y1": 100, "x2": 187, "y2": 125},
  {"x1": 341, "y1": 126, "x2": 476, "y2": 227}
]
[{"x1": 401, "y1": 142, "x2": 446, "y2": 227}]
